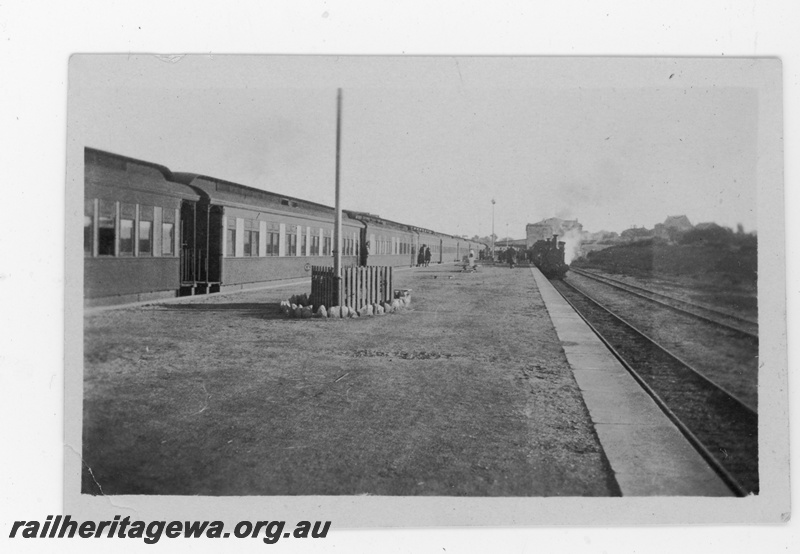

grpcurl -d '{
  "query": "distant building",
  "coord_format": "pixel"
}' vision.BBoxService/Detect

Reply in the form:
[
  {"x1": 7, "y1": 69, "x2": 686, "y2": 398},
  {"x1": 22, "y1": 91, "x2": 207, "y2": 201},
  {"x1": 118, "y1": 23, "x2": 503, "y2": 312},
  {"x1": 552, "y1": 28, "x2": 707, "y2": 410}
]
[
  {"x1": 526, "y1": 218, "x2": 583, "y2": 247},
  {"x1": 694, "y1": 221, "x2": 722, "y2": 230},
  {"x1": 620, "y1": 226, "x2": 654, "y2": 241},
  {"x1": 585, "y1": 230, "x2": 619, "y2": 243},
  {"x1": 495, "y1": 238, "x2": 527, "y2": 249},
  {"x1": 654, "y1": 215, "x2": 693, "y2": 241}
]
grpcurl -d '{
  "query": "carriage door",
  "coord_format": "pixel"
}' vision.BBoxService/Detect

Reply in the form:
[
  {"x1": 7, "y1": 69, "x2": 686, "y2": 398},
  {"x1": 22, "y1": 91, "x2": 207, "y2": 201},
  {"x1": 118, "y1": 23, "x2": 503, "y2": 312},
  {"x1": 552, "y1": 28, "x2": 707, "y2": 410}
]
[
  {"x1": 206, "y1": 205, "x2": 223, "y2": 288},
  {"x1": 359, "y1": 226, "x2": 368, "y2": 266},
  {"x1": 180, "y1": 201, "x2": 198, "y2": 286}
]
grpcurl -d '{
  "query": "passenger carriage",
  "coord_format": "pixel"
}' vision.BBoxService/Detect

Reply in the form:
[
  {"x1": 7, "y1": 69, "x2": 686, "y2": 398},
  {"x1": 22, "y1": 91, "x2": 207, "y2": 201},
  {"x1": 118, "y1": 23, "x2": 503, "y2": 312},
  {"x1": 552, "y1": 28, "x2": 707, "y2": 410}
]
[{"x1": 84, "y1": 147, "x2": 487, "y2": 306}]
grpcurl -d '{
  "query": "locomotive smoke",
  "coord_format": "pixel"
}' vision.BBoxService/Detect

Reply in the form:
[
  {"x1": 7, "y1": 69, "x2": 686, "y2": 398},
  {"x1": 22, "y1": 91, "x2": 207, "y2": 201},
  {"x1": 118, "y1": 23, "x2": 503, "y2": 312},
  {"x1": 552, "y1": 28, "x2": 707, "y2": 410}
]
[{"x1": 560, "y1": 228, "x2": 583, "y2": 264}]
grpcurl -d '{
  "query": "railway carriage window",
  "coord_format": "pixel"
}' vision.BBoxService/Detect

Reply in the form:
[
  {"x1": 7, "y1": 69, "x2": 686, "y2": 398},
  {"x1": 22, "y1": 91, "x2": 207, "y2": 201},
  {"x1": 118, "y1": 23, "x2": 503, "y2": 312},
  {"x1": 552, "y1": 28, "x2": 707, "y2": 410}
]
[
  {"x1": 266, "y1": 228, "x2": 279, "y2": 256},
  {"x1": 226, "y1": 218, "x2": 236, "y2": 257},
  {"x1": 162, "y1": 209, "x2": 175, "y2": 256},
  {"x1": 323, "y1": 233, "x2": 332, "y2": 256},
  {"x1": 243, "y1": 219, "x2": 258, "y2": 257},
  {"x1": 251, "y1": 222, "x2": 259, "y2": 256},
  {"x1": 285, "y1": 225, "x2": 297, "y2": 256},
  {"x1": 138, "y1": 205, "x2": 154, "y2": 256},
  {"x1": 244, "y1": 231, "x2": 251, "y2": 256},
  {"x1": 84, "y1": 199, "x2": 94, "y2": 256},
  {"x1": 119, "y1": 203, "x2": 136, "y2": 256},
  {"x1": 311, "y1": 233, "x2": 320, "y2": 256},
  {"x1": 98, "y1": 200, "x2": 116, "y2": 256}
]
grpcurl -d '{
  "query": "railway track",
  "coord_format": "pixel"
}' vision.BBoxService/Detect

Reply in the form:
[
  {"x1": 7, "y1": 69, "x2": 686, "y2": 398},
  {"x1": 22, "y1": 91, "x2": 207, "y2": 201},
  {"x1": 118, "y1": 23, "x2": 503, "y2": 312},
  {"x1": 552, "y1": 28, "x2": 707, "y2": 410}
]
[
  {"x1": 552, "y1": 278, "x2": 759, "y2": 496},
  {"x1": 569, "y1": 267, "x2": 758, "y2": 339}
]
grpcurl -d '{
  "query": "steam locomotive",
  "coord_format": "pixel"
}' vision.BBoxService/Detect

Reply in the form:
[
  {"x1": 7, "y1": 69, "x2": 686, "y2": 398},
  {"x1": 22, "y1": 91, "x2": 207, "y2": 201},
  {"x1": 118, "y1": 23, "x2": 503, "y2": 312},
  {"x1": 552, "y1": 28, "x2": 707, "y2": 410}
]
[{"x1": 530, "y1": 234, "x2": 569, "y2": 279}]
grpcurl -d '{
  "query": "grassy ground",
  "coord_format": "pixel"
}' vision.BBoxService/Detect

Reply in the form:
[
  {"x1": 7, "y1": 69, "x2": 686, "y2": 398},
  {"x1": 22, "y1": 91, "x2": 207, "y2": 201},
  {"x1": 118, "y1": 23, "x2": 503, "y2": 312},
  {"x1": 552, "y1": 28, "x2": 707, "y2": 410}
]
[
  {"x1": 575, "y1": 240, "x2": 757, "y2": 287},
  {"x1": 573, "y1": 240, "x2": 758, "y2": 320},
  {"x1": 82, "y1": 264, "x2": 618, "y2": 496}
]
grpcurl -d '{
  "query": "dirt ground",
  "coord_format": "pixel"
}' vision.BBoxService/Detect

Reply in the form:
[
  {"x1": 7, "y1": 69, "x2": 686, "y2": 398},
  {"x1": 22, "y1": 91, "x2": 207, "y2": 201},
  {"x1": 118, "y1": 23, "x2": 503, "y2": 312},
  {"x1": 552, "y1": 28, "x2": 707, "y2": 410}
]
[{"x1": 82, "y1": 263, "x2": 618, "y2": 496}]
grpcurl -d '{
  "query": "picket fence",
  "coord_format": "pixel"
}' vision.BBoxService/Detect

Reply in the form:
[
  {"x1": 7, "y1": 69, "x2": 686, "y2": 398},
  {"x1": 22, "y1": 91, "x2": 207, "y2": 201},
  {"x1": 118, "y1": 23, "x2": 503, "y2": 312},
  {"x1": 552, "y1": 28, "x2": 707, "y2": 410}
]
[{"x1": 310, "y1": 266, "x2": 393, "y2": 309}]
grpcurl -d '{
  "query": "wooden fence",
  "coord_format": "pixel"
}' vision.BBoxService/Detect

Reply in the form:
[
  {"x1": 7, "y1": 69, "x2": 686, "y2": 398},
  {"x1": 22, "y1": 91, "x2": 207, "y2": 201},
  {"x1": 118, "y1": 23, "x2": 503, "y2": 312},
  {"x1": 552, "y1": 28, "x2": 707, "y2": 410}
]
[{"x1": 310, "y1": 266, "x2": 393, "y2": 309}]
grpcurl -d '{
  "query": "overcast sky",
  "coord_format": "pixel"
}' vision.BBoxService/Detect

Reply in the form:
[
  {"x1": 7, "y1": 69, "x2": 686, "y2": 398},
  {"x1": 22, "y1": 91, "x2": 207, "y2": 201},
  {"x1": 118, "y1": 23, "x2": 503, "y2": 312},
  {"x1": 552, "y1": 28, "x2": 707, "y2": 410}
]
[{"x1": 70, "y1": 56, "x2": 776, "y2": 237}]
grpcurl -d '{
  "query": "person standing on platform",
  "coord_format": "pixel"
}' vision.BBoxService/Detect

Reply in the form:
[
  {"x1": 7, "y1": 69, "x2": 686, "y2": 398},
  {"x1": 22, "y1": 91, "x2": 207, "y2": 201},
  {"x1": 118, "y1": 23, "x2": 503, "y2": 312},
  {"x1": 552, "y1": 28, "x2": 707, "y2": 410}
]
[
  {"x1": 418, "y1": 245, "x2": 426, "y2": 267},
  {"x1": 424, "y1": 245, "x2": 432, "y2": 267}
]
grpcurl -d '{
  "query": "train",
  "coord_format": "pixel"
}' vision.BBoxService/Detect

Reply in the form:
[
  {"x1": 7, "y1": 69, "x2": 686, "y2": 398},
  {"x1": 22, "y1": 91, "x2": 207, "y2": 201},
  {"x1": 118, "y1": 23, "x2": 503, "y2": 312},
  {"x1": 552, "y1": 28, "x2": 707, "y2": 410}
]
[
  {"x1": 84, "y1": 147, "x2": 485, "y2": 306},
  {"x1": 529, "y1": 234, "x2": 570, "y2": 279}
]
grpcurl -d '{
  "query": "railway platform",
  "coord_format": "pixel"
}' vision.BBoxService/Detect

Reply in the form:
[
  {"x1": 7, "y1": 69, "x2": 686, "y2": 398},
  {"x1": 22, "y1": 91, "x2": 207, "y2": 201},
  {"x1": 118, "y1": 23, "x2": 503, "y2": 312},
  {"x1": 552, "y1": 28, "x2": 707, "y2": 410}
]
[{"x1": 531, "y1": 267, "x2": 733, "y2": 496}]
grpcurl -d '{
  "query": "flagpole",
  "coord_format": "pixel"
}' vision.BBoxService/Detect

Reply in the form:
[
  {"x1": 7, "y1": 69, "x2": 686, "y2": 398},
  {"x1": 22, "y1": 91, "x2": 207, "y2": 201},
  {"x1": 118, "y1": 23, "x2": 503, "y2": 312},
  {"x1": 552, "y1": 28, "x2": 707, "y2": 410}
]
[{"x1": 333, "y1": 88, "x2": 343, "y2": 304}]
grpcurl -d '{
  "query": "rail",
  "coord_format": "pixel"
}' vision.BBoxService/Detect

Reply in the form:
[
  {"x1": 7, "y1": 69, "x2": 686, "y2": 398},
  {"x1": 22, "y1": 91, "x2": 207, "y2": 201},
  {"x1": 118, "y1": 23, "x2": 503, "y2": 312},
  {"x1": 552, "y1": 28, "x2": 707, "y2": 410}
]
[
  {"x1": 554, "y1": 278, "x2": 757, "y2": 495},
  {"x1": 570, "y1": 267, "x2": 758, "y2": 339}
]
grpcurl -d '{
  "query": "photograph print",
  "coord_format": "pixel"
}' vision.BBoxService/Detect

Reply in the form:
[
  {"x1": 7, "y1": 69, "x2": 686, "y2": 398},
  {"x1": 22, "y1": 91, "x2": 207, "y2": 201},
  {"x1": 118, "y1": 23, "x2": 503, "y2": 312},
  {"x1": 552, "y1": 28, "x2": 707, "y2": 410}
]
[{"x1": 66, "y1": 55, "x2": 788, "y2": 525}]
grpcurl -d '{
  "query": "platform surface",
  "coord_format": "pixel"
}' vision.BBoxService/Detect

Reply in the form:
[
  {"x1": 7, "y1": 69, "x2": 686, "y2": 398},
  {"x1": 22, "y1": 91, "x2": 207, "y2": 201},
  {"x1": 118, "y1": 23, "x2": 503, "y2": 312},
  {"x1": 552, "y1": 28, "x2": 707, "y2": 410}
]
[{"x1": 531, "y1": 268, "x2": 733, "y2": 496}]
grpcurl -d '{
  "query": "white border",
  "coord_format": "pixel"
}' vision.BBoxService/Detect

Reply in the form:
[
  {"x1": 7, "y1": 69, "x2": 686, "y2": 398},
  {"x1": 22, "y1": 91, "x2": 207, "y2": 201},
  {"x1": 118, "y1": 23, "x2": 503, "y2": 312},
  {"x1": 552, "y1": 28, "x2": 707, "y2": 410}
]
[{"x1": 2, "y1": 1, "x2": 798, "y2": 552}]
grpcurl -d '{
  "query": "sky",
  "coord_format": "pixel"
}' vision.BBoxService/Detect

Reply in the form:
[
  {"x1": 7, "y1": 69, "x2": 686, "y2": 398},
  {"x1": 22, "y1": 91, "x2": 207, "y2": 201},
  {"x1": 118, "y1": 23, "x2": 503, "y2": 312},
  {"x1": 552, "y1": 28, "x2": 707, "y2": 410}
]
[{"x1": 70, "y1": 56, "x2": 776, "y2": 238}]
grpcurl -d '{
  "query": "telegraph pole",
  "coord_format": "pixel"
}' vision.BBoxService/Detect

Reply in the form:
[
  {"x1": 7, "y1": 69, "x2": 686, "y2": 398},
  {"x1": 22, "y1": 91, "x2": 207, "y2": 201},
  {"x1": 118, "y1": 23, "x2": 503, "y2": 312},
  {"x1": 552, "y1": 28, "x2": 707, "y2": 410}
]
[
  {"x1": 333, "y1": 89, "x2": 343, "y2": 303},
  {"x1": 491, "y1": 198, "x2": 496, "y2": 260}
]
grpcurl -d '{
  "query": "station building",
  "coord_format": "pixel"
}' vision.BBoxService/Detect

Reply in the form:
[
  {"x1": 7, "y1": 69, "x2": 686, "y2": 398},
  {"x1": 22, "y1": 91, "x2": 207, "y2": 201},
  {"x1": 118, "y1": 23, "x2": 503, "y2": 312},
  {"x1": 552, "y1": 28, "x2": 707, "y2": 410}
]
[{"x1": 525, "y1": 218, "x2": 583, "y2": 247}]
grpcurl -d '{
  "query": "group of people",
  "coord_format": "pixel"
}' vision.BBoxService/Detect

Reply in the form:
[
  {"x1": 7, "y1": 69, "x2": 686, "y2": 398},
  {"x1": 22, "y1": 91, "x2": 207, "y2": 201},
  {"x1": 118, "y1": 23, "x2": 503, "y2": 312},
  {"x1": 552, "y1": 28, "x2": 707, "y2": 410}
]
[
  {"x1": 503, "y1": 246, "x2": 517, "y2": 268},
  {"x1": 416, "y1": 244, "x2": 432, "y2": 267}
]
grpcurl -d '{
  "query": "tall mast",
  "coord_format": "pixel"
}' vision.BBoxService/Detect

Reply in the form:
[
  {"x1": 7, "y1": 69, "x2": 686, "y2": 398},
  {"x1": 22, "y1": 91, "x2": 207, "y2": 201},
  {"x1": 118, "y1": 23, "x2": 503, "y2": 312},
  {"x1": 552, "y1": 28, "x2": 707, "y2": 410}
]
[{"x1": 333, "y1": 88, "x2": 343, "y2": 290}]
